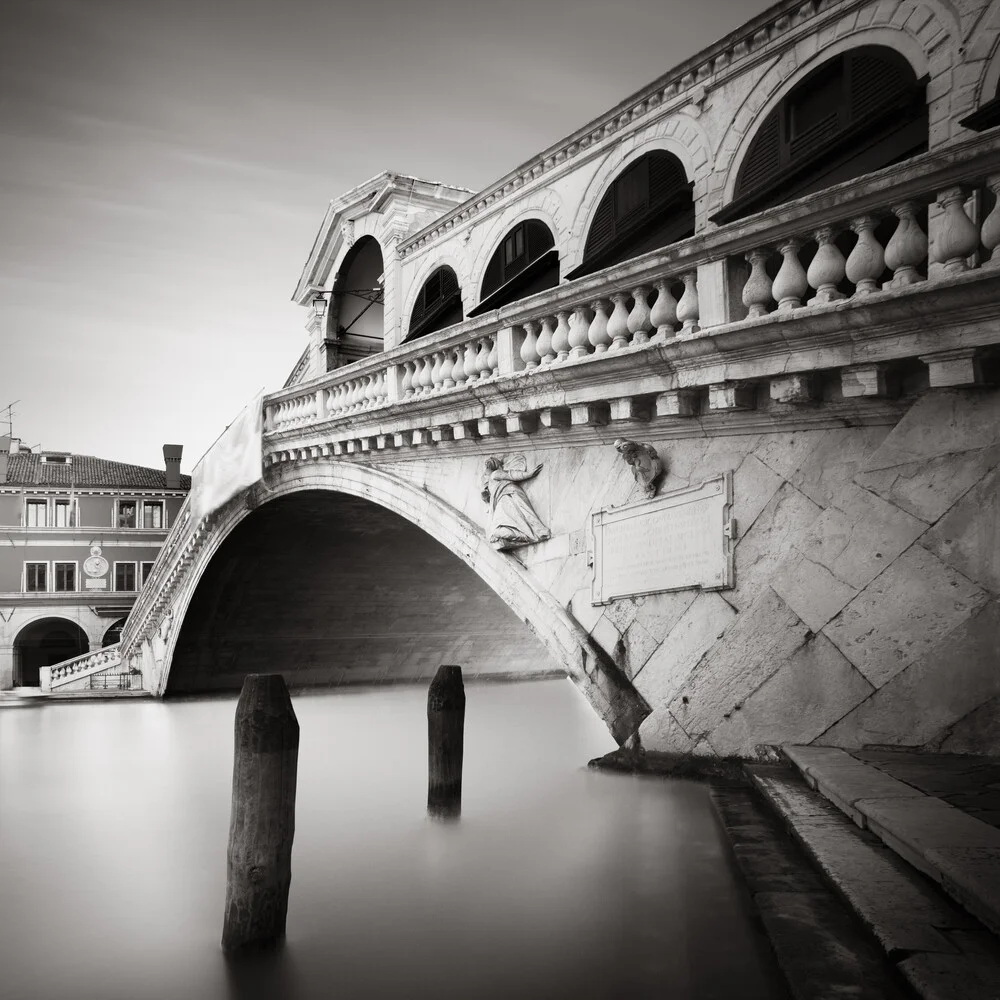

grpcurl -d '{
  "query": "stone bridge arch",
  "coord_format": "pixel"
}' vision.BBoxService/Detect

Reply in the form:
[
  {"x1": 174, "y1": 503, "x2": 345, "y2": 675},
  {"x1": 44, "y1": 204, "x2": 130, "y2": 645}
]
[{"x1": 140, "y1": 462, "x2": 647, "y2": 745}]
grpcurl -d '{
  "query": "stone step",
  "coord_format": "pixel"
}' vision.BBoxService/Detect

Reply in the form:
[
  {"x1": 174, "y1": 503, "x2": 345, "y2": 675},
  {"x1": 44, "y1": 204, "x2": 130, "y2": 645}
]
[
  {"x1": 749, "y1": 763, "x2": 1000, "y2": 1000},
  {"x1": 784, "y1": 746, "x2": 1000, "y2": 939}
]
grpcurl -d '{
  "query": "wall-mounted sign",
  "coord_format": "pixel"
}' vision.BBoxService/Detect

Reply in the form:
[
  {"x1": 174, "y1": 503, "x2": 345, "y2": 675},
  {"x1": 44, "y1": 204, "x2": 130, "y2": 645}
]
[
  {"x1": 85, "y1": 579, "x2": 107, "y2": 590},
  {"x1": 591, "y1": 473, "x2": 734, "y2": 605}
]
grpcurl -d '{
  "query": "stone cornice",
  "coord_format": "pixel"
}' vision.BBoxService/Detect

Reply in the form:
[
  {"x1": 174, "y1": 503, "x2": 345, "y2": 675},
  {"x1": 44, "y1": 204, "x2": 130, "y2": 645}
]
[{"x1": 398, "y1": 0, "x2": 870, "y2": 259}]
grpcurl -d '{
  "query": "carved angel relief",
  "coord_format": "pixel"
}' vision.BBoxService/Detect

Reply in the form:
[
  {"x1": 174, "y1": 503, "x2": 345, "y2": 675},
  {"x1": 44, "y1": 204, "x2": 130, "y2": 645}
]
[
  {"x1": 481, "y1": 453, "x2": 550, "y2": 551},
  {"x1": 614, "y1": 438, "x2": 665, "y2": 501}
]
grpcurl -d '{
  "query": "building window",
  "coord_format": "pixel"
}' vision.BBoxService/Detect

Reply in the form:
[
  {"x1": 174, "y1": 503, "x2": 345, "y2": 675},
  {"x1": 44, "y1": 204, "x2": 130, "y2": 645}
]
[
  {"x1": 24, "y1": 562, "x2": 47, "y2": 592},
  {"x1": 54, "y1": 562, "x2": 76, "y2": 592},
  {"x1": 140, "y1": 561, "x2": 156, "y2": 586},
  {"x1": 26, "y1": 500, "x2": 47, "y2": 527},
  {"x1": 114, "y1": 562, "x2": 136, "y2": 592},
  {"x1": 53, "y1": 499, "x2": 75, "y2": 527},
  {"x1": 142, "y1": 501, "x2": 164, "y2": 529},
  {"x1": 405, "y1": 266, "x2": 463, "y2": 343},
  {"x1": 117, "y1": 500, "x2": 137, "y2": 528}
]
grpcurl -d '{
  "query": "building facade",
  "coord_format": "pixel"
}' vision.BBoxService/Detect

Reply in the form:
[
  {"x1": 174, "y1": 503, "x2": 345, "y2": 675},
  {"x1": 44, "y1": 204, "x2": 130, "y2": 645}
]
[{"x1": 0, "y1": 437, "x2": 188, "y2": 690}]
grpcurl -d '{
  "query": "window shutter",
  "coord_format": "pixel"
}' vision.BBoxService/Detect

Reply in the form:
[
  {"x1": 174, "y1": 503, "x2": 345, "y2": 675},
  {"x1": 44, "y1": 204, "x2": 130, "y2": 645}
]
[
  {"x1": 584, "y1": 196, "x2": 616, "y2": 260},
  {"x1": 409, "y1": 267, "x2": 462, "y2": 339},
  {"x1": 648, "y1": 153, "x2": 686, "y2": 207},
  {"x1": 736, "y1": 109, "x2": 781, "y2": 198},
  {"x1": 525, "y1": 221, "x2": 554, "y2": 261},
  {"x1": 481, "y1": 254, "x2": 505, "y2": 299},
  {"x1": 850, "y1": 51, "x2": 908, "y2": 122}
]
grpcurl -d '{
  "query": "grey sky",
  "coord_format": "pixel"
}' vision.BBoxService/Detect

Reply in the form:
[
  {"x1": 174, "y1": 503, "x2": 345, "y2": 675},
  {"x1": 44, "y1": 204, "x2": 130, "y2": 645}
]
[{"x1": 2, "y1": 0, "x2": 771, "y2": 471}]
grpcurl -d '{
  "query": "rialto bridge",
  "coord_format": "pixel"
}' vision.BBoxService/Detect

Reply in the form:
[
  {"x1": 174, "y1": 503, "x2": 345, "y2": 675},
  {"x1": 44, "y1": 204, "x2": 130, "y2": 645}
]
[{"x1": 42, "y1": 0, "x2": 1000, "y2": 756}]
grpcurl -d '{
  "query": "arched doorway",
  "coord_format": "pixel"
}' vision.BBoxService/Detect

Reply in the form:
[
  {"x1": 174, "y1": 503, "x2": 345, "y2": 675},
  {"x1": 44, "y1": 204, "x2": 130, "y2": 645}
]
[
  {"x1": 326, "y1": 236, "x2": 385, "y2": 369},
  {"x1": 14, "y1": 618, "x2": 89, "y2": 687},
  {"x1": 167, "y1": 491, "x2": 557, "y2": 694},
  {"x1": 102, "y1": 618, "x2": 127, "y2": 647}
]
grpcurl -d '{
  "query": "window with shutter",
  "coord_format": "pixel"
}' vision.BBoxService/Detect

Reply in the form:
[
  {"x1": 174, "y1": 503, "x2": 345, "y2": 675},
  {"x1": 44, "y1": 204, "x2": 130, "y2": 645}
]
[
  {"x1": 472, "y1": 220, "x2": 558, "y2": 315},
  {"x1": 406, "y1": 266, "x2": 463, "y2": 343},
  {"x1": 571, "y1": 151, "x2": 694, "y2": 279},
  {"x1": 719, "y1": 45, "x2": 927, "y2": 224}
]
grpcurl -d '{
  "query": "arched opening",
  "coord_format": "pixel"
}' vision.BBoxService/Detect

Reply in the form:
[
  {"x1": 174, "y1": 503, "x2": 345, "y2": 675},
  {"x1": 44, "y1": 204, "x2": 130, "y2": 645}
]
[
  {"x1": 13, "y1": 618, "x2": 88, "y2": 687},
  {"x1": 102, "y1": 618, "x2": 127, "y2": 647},
  {"x1": 167, "y1": 491, "x2": 559, "y2": 694},
  {"x1": 714, "y1": 45, "x2": 928, "y2": 224},
  {"x1": 567, "y1": 152, "x2": 695, "y2": 279},
  {"x1": 469, "y1": 220, "x2": 559, "y2": 317},
  {"x1": 326, "y1": 236, "x2": 385, "y2": 370},
  {"x1": 405, "y1": 266, "x2": 463, "y2": 343}
]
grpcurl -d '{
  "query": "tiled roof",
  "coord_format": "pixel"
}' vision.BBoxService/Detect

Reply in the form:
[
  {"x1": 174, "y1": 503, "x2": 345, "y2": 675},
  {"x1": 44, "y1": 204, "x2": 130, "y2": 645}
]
[{"x1": 3, "y1": 453, "x2": 191, "y2": 490}]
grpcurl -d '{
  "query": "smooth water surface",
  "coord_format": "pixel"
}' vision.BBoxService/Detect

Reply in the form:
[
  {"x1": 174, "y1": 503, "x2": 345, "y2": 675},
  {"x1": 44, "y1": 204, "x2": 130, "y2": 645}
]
[{"x1": 0, "y1": 680, "x2": 786, "y2": 1000}]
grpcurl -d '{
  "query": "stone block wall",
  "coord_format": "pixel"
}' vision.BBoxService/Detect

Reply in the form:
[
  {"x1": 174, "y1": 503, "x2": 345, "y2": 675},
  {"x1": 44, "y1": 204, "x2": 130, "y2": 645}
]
[{"x1": 402, "y1": 386, "x2": 1000, "y2": 756}]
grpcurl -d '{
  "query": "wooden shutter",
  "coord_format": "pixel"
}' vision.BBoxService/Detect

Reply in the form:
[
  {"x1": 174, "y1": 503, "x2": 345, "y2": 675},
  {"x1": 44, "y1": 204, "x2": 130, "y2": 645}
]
[
  {"x1": 735, "y1": 109, "x2": 781, "y2": 199},
  {"x1": 849, "y1": 49, "x2": 910, "y2": 121}
]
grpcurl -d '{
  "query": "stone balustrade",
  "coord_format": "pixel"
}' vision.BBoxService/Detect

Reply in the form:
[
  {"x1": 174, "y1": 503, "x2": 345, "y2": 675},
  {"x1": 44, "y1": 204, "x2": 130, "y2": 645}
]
[
  {"x1": 40, "y1": 644, "x2": 123, "y2": 691},
  {"x1": 264, "y1": 131, "x2": 1000, "y2": 450}
]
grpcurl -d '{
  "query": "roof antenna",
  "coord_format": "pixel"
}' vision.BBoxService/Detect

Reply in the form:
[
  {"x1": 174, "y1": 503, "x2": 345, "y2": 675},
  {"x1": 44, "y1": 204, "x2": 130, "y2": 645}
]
[{"x1": 1, "y1": 400, "x2": 19, "y2": 438}]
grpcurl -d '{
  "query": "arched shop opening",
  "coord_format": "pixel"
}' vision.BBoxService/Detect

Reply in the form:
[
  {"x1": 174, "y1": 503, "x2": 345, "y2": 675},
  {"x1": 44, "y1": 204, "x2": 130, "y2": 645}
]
[{"x1": 13, "y1": 618, "x2": 89, "y2": 687}]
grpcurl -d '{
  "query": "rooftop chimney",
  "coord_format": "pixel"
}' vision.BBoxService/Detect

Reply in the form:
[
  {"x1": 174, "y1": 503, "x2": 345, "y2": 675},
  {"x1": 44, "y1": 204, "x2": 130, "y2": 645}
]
[
  {"x1": 0, "y1": 435, "x2": 9, "y2": 484},
  {"x1": 163, "y1": 444, "x2": 183, "y2": 489}
]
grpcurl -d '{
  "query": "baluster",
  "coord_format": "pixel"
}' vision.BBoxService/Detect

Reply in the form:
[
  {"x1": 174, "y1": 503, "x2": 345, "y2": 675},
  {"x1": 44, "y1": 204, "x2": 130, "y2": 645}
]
[
  {"x1": 521, "y1": 320, "x2": 541, "y2": 370},
  {"x1": 402, "y1": 360, "x2": 416, "y2": 397},
  {"x1": 430, "y1": 352, "x2": 444, "y2": 391},
  {"x1": 588, "y1": 299, "x2": 612, "y2": 353},
  {"x1": 772, "y1": 239, "x2": 808, "y2": 310},
  {"x1": 676, "y1": 272, "x2": 699, "y2": 333},
  {"x1": 981, "y1": 176, "x2": 1000, "y2": 267},
  {"x1": 463, "y1": 341, "x2": 478, "y2": 386},
  {"x1": 450, "y1": 347, "x2": 466, "y2": 386},
  {"x1": 845, "y1": 216, "x2": 885, "y2": 295},
  {"x1": 742, "y1": 249, "x2": 773, "y2": 316},
  {"x1": 486, "y1": 336, "x2": 498, "y2": 377},
  {"x1": 627, "y1": 286, "x2": 652, "y2": 345},
  {"x1": 607, "y1": 293, "x2": 630, "y2": 350},
  {"x1": 375, "y1": 370, "x2": 387, "y2": 403},
  {"x1": 475, "y1": 338, "x2": 491, "y2": 380},
  {"x1": 567, "y1": 306, "x2": 591, "y2": 359},
  {"x1": 419, "y1": 355, "x2": 434, "y2": 394},
  {"x1": 439, "y1": 350, "x2": 454, "y2": 389},
  {"x1": 883, "y1": 202, "x2": 927, "y2": 287},
  {"x1": 552, "y1": 310, "x2": 571, "y2": 362},
  {"x1": 935, "y1": 187, "x2": 980, "y2": 275},
  {"x1": 807, "y1": 227, "x2": 846, "y2": 303},
  {"x1": 325, "y1": 387, "x2": 336, "y2": 416},
  {"x1": 536, "y1": 316, "x2": 556, "y2": 365},
  {"x1": 649, "y1": 281, "x2": 677, "y2": 340}
]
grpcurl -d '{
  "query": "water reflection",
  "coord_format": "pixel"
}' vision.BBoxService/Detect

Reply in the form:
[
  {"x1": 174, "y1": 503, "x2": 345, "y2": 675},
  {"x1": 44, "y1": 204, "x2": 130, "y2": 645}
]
[{"x1": 0, "y1": 679, "x2": 786, "y2": 1000}]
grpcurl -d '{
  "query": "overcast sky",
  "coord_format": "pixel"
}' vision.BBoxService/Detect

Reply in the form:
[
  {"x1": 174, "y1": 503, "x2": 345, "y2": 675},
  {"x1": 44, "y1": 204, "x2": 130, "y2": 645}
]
[{"x1": 2, "y1": 0, "x2": 771, "y2": 472}]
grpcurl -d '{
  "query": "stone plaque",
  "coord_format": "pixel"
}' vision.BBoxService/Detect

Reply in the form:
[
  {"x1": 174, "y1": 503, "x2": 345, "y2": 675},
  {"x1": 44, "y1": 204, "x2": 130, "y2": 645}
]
[
  {"x1": 591, "y1": 473, "x2": 734, "y2": 604},
  {"x1": 85, "y1": 578, "x2": 107, "y2": 590}
]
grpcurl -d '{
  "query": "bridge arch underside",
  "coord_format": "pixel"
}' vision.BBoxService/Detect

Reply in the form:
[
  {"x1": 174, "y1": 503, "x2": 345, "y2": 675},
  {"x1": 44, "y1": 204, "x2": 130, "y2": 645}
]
[{"x1": 167, "y1": 491, "x2": 560, "y2": 695}]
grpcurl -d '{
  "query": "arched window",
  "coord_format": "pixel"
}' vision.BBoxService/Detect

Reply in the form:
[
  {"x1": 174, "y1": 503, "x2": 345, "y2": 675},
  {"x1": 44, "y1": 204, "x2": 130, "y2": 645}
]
[
  {"x1": 714, "y1": 46, "x2": 927, "y2": 224},
  {"x1": 470, "y1": 220, "x2": 558, "y2": 317},
  {"x1": 568, "y1": 151, "x2": 694, "y2": 279},
  {"x1": 405, "y1": 266, "x2": 463, "y2": 342}
]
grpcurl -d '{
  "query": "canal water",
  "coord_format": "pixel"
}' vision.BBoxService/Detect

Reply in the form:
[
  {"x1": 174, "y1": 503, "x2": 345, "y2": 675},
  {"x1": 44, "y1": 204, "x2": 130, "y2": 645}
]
[{"x1": 0, "y1": 679, "x2": 787, "y2": 1000}]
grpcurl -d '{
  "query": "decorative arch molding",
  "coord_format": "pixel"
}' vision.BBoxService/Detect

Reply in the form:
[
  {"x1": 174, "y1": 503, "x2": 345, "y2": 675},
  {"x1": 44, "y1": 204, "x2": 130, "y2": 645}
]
[
  {"x1": 467, "y1": 189, "x2": 567, "y2": 303},
  {"x1": 145, "y1": 463, "x2": 648, "y2": 744},
  {"x1": 401, "y1": 251, "x2": 472, "y2": 342},
  {"x1": 325, "y1": 216, "x2": 385, "y2": 294},
  {"x1": 12, "y1": 614, "x2": 90, "y2": 645},
  {"x1": 714, "y1": 23, "x2": 943, "y2": 213},
  {"x1": 564, "y1": 124, "x2": 709, "y2": 274}
]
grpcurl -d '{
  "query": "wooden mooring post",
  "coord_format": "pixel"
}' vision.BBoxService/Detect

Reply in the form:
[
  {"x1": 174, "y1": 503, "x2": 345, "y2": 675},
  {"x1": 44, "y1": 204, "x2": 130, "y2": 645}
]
[
  {"x1": 222, "y1": 674, "x2": 299, "y2": 953},
  {"x1": 427, "y1": 664, "x2": 465, "y2": 819}
]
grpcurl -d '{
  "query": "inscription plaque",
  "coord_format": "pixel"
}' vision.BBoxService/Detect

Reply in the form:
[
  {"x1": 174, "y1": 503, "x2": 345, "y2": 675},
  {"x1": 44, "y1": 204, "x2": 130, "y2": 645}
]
[{"x1": 591, "y1": 472, "x2": 734, "y2": 604}]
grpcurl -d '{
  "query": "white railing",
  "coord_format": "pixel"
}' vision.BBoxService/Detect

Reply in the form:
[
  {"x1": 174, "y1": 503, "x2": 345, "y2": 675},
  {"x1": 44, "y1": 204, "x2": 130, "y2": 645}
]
[{"x1": 40, "y1": 645, "x2": 123, "y2": 692}]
